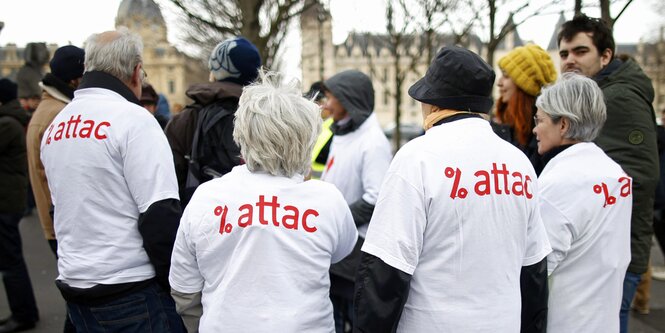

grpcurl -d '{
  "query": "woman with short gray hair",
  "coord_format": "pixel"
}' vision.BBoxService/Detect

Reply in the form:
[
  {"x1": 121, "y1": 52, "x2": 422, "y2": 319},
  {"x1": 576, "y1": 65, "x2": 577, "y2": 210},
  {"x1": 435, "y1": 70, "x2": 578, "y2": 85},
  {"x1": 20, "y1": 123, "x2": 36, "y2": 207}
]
[
  {"x1": 534, "y1": 72, "x2": 632, "y2": 333},
  {"x1": 169, "y1": 70, "x2": 358, "y2": 332}
]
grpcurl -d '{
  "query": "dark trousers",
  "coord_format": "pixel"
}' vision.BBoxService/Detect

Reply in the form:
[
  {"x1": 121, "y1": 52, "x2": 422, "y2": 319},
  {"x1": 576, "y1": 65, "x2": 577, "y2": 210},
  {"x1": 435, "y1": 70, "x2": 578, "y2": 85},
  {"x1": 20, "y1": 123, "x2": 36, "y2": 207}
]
[
  {"x1": 67, "y1": 282, "x2": 184, "y2": 333},
  {"x1": 0, "y1": 213, "x2": 39, "y2": 323},
  {"x1": 330, "y1": 274, "x2": 355, "y2": 333},
  {"x1": 48, "y1": 239, "x2": 77, "y2": 333},
  {"x1": 654, "y1": 209, "x2": 665, "y2": 257}
]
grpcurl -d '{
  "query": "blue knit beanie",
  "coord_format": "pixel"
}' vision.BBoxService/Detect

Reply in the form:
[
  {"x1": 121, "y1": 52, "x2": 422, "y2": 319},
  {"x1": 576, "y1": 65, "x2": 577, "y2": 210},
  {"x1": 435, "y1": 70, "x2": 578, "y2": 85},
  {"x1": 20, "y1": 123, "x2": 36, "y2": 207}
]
[{"x1": 208, "y1": 37, "x2": 261, "y2": 86}]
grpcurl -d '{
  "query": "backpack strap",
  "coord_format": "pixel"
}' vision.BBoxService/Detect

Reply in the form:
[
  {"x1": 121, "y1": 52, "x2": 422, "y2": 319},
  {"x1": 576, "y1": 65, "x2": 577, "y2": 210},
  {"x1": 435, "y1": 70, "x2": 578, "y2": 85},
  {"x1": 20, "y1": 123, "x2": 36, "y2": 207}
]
[{"x1": 185, "y1": 102, "x2": 234, "y2": 188}]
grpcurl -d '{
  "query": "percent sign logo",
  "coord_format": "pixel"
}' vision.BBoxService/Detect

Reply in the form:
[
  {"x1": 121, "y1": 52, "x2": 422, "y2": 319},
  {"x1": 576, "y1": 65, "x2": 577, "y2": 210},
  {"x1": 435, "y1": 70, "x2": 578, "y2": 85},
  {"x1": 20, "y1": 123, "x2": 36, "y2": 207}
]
[
  {"x1": 445, "y1": 167, "x2": 468, "y2": 199},
  {"x1": 593, "y1": 182, "x2": 616, "y2": 208},
  {"x1": 214, "y1": 205, "x2": 232, "y2": 235}
]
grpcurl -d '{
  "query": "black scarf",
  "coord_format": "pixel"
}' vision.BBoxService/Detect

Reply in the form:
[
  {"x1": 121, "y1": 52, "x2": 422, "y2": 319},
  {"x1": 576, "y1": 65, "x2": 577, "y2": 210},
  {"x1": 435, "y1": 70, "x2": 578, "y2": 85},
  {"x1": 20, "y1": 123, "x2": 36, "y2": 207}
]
[{"x1": 42, "y1": 73, "x2": 76, "y2": 100}]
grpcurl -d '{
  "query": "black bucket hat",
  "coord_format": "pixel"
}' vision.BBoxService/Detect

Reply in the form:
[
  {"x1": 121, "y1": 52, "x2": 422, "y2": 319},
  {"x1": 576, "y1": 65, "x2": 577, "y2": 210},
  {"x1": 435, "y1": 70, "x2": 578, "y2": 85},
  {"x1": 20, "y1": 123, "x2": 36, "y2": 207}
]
[{"x1": 408, "y1": 46, "x2": 495, "y2": 113}]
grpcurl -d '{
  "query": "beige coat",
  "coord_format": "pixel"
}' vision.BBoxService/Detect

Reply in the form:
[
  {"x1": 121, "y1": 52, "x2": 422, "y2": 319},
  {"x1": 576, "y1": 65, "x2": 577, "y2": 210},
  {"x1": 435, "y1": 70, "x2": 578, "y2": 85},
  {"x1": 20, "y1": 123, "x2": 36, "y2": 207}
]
[{"x1": 26, "y1": 84, "x2": 70, "y2": 240}]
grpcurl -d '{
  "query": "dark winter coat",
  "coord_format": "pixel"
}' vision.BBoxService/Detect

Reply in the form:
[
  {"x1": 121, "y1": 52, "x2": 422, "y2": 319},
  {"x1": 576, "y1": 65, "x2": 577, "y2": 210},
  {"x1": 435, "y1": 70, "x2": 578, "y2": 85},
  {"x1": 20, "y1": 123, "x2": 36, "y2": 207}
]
[
  {"x1": 594, "y1": 59, "x2": 659, "y2": 275},
  {"x1": 0, "y1": 99, "x2": 29, "y2": 213},
  {"x1": 164, "y1": 81, "x2": 242, "y2": 206}
]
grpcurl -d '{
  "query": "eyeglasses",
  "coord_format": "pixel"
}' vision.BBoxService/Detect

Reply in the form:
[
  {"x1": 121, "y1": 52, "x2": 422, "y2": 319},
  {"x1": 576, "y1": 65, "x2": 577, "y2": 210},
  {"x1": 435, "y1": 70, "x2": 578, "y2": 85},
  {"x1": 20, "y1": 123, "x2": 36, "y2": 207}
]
[
  {"x1": 533, "y1": 114, "x2": 560, "y2": 125},
  {"x1": 140, "y1": 67, "x2": 148, "y2": 82}
]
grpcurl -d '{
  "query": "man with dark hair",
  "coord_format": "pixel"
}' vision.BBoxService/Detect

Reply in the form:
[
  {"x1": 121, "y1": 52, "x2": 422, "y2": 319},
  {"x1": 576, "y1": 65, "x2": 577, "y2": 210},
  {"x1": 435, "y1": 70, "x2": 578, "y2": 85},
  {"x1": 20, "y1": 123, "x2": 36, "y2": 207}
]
[
  {"x1": 140, "y1": 83, "x2": 168, "y2": 129},
  {"x1": 558, "y1": 14, "x2": 658, "y2": 333}
]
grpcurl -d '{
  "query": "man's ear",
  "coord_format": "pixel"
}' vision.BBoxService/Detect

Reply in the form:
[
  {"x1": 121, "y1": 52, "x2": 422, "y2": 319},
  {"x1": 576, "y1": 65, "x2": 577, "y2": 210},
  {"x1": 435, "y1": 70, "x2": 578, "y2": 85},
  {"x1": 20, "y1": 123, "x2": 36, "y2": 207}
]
[
  {"x1": 131, "y1": 64, "x2": 142, "y2": 87},
  {"x1": 600, "y1": 48, "x2": 613, "y2": 68}
]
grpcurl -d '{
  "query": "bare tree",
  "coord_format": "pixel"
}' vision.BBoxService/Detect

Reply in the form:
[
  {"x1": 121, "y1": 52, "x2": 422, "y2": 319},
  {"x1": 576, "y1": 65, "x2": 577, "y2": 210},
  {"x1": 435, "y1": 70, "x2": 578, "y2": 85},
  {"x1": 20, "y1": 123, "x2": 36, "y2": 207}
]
[
  {"x1": 167, "y1": 0, "x2": 318, "y2": 69},
  {"x1": 479, "y1": 0, "x2": 564, "y2": 65},
  {"x1": 599, "y1": 0, "x2": 633, "y2": 29},
  {"x1": 383, "y1": 0, "x2": 427, "y2": 149},
  {"x1": 415, "y1": 0, "x2": 460, "y2": 64},
  {"x1": 571, "y1": 0, "x2": 634, "y2": 29}
]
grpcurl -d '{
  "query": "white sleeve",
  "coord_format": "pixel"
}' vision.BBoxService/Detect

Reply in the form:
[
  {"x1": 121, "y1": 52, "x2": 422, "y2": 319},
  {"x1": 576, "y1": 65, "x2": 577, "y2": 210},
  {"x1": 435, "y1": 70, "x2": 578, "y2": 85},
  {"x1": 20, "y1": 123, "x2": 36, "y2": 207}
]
[
  {"x1": 122, "y1": 114, "x2": 179, "y2": 212},
  {"x1": 523, "y1": 182, "x2": 553, "y2": 267},
  {"x1": 360, "y1": 136, "x2": 392, "y2": 205},
  {"x1": 361, "y1": 167, "x2": 425, "y2": 275},
  {"x1": 169, "y1": 207, "x2": 205, "y2": 293},
  {"x1": 539, "y1": 197, "x2": 575, "y2": 275},
  {"x1": 332, "y1": 199, "x2": 358, "y2": 264}
]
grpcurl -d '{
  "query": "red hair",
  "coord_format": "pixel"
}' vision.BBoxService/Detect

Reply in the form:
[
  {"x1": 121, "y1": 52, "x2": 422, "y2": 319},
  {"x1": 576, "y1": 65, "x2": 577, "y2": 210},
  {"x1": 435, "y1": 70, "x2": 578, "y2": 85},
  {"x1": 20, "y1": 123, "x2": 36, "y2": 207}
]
[{"x1": 496, "y1": 89, "x2": 536, "y2": 147}]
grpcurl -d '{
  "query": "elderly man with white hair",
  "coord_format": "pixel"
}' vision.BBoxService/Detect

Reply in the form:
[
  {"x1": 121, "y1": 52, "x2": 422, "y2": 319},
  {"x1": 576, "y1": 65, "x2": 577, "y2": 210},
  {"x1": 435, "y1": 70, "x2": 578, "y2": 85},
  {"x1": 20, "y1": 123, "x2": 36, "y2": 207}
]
[
  {"x1": 533, "y1": 73, "x2": 632, "y2": 333},
  {"x1": 40, "y1": 28, "x2": 184, "y2": 332},
  {"x1": 169, "y1": 71, "x2": 358, "y2": 333}
]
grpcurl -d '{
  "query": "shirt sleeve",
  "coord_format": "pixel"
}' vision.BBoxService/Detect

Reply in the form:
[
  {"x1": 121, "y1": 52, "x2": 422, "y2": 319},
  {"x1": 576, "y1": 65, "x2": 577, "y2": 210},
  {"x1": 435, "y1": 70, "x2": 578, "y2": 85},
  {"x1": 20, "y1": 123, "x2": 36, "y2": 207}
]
[
  {"x1": 361, "y1": 166, "x2": 425, "y2": 275},
  {"x1": 169, "y1": 207, "x2": 205, "y2": 293},
  {"x1": 332, "y1": 196, "x2": 358, "y2": 264},
  {"x1": 360, "y1": 135, "x2": 392, "y2": 205},
  {"x1": 122, "y1": 113, "x2": 179, "y2": 213},
  {"x1": 538, "y1": 196, "x2": 575, "y2": 275},
  {"x1": 523, "y1": 182, "x2": 553, "y2": 267}
]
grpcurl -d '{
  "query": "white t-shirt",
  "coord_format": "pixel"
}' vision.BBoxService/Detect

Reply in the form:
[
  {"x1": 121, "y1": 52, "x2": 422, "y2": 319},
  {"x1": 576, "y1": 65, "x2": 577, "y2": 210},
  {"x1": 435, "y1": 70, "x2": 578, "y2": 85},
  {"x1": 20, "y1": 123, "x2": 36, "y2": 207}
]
[
  {"x1": 538, "y1": 142, "x2": 631, "y2": 333},
  {"x1": 321, "y1": 113, "x2": 392, "y2": 237},
  {"x1": 169, "y1": 165, "x2": 357, "y2": 333},
  {"x1": 40, "y1": 87, "x2": 179, "y2": 288},
  {"x1": 362, "y1": 118, "x2": 552, "y2": 333}
]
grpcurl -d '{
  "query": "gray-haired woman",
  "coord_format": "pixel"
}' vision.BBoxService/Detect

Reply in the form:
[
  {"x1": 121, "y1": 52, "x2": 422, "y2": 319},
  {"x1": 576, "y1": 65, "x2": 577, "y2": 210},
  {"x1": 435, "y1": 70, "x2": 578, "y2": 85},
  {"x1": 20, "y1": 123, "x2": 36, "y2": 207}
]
[
  {"x1": 533, "y1": 72, "x2": 632, "y2": 333},
  {"x1": 169, "y1": 71, "x2": 357, "y2": 332}
]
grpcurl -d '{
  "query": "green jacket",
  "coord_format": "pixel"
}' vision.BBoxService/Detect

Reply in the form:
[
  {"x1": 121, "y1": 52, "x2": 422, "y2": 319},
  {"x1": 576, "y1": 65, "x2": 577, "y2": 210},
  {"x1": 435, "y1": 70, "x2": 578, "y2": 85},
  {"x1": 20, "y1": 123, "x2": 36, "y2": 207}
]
[
  {"x1": 0, "y1": 99, "x2": 29, "y2": 213},
  {"x1": 595, "y1": 59, "x2": 658, "y2": 274}
]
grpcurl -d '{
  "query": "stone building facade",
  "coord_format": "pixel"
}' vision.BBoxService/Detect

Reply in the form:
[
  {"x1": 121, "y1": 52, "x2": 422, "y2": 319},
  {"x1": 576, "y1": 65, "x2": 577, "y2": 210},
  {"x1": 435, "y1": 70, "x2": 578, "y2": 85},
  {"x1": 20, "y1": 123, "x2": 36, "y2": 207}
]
[
  {"x1": 300, "y1": 4, "x2": 525, "y2": 128},
  {"x1": 0, "y1": 0, "x2": 207, "y2": 112},
  {"x1": 301, "y1": 8, "x2": 662, "y2": 129}
]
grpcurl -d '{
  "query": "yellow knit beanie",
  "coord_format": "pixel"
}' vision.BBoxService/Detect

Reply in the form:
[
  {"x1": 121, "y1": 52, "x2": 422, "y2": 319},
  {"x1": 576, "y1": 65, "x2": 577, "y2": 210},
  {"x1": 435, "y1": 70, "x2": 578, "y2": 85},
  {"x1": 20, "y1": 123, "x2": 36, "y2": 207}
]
[{"x1": 498, "y1": 44, "x2": 557, "y2": 96}]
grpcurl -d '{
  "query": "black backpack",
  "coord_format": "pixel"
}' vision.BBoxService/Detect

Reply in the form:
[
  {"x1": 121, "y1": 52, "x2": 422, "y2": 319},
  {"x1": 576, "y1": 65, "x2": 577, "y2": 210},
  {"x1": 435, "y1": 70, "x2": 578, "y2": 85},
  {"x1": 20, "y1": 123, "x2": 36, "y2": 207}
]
[{"x1": 185, "y1": 101, "x2": 239, "y2": 191}]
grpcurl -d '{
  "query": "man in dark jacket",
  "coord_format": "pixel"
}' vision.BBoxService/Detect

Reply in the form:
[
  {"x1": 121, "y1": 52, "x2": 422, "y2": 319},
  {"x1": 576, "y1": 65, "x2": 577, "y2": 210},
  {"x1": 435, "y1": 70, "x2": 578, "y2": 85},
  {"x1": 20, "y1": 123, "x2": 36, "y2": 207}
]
[
  {"x1": 0, "y1": 78, "x2": 39, "y2": 333},
  {"x1": 164, "y1": 37, "x2": 260, "y2": 208},
  {"x1": 558, "y1": 14, "x2": 659, "y2": 333}
]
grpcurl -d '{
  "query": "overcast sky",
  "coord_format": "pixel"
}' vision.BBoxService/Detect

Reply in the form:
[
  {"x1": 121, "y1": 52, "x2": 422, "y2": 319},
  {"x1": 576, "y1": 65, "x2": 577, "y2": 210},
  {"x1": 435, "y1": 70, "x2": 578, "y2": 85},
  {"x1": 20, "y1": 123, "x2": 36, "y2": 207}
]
[{"x1": 1, "y1": 0, "x2": 661, "y2": 79}]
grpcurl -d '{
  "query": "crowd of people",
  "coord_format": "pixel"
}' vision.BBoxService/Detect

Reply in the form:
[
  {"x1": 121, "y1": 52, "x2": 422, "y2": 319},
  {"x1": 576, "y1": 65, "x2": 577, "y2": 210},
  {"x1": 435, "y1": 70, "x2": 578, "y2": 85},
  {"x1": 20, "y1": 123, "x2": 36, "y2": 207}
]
[{"x1": 0, "y1": 13, "x2": 663, "y2": 333}]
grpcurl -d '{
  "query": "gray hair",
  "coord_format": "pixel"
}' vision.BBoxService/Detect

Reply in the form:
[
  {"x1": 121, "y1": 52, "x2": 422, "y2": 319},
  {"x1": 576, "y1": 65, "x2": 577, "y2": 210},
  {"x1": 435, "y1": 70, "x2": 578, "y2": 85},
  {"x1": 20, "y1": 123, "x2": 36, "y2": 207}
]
[
  {"x1": 83, "y1": 26, "x2": 143, "y2": 82},
  {"x1": 536, "y1": 72, "x2": 606, "y2": 141},
  {"x1": 233, "y1": 70, "x2": 322, "y2": 177}
]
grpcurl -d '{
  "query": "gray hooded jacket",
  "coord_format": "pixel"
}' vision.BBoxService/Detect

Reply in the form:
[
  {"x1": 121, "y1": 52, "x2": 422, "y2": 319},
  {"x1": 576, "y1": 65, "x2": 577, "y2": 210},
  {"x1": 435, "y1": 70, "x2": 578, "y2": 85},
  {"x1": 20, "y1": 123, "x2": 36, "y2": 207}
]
[{"x1": 325, "y1": 70, "x2": 374, "y2": 135}]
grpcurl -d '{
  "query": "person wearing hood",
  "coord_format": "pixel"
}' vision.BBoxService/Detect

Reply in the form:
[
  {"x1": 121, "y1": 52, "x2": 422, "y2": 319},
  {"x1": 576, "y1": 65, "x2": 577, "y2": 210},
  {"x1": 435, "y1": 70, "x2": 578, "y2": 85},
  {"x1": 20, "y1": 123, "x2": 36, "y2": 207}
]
[
  {"x1": 557, "y1": 14, "x2": 658, "y2": 333},
  {"x1": 0, "y1": 78, "x2": 39, "y2": 333},
  {"x1": 353, "y1": 46, "x2": 551, "y2": 333},
  {"x1": 164, "y1": 36, "x2": 261, "y2": 208},
  {"x1": 320, "y1": 70, "x2": 392, "y2": 332}
]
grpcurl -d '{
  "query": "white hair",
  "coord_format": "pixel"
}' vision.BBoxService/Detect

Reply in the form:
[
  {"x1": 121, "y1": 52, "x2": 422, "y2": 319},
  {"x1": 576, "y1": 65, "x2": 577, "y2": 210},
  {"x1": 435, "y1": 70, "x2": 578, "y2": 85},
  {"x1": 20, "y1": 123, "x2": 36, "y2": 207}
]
[
  {"x1": 233, "y1": 70, "x2": 322, "y2": 177},
  {"x1": 84, "y1": 26, "x2": 143, "y2": 82},
  {"x1": 536, "y1": 72, "x2": 607, "y2": 141}
]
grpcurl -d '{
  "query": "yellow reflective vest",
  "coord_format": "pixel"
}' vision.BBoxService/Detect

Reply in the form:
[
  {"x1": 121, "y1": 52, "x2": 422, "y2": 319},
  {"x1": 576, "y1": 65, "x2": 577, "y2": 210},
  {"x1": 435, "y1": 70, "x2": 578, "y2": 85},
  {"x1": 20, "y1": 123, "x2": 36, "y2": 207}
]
[{"x1": 311, "y1": 117, "x2": 334, "y2": 179}]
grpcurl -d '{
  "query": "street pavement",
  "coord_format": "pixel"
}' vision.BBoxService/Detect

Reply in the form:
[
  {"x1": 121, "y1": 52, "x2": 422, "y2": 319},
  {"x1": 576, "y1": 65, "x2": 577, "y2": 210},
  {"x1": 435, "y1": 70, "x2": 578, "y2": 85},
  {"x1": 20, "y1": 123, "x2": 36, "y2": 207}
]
[{"x1": 1, "y1": 213, "x2": 664, "y2": 332}]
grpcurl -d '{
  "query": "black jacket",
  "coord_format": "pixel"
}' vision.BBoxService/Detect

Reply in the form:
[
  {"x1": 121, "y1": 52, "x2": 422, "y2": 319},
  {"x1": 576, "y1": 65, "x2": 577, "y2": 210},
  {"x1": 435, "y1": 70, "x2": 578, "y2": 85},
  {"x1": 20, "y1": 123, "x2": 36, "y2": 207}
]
[{"x1": 0, "y1": 99, "x2": 29, "y2": 213}]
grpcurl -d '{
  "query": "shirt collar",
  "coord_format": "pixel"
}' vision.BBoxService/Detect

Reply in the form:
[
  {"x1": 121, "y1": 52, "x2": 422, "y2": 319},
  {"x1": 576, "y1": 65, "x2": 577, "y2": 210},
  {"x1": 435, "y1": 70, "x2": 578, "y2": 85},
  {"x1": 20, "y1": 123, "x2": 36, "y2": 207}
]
[{"x1": 78, "y1": 71, "x2": 142, "y2": 107}]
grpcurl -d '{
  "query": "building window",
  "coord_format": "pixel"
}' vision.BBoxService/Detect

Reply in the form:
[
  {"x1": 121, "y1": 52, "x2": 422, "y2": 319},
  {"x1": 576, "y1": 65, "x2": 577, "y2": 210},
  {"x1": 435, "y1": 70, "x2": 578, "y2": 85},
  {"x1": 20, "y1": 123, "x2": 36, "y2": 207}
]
[
  {"x1": 384, "y1": 89, "x2": 390, "y2": 106},
  {"x1": 169, "y1": 80, "x2": 175, "y2": 94}
]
